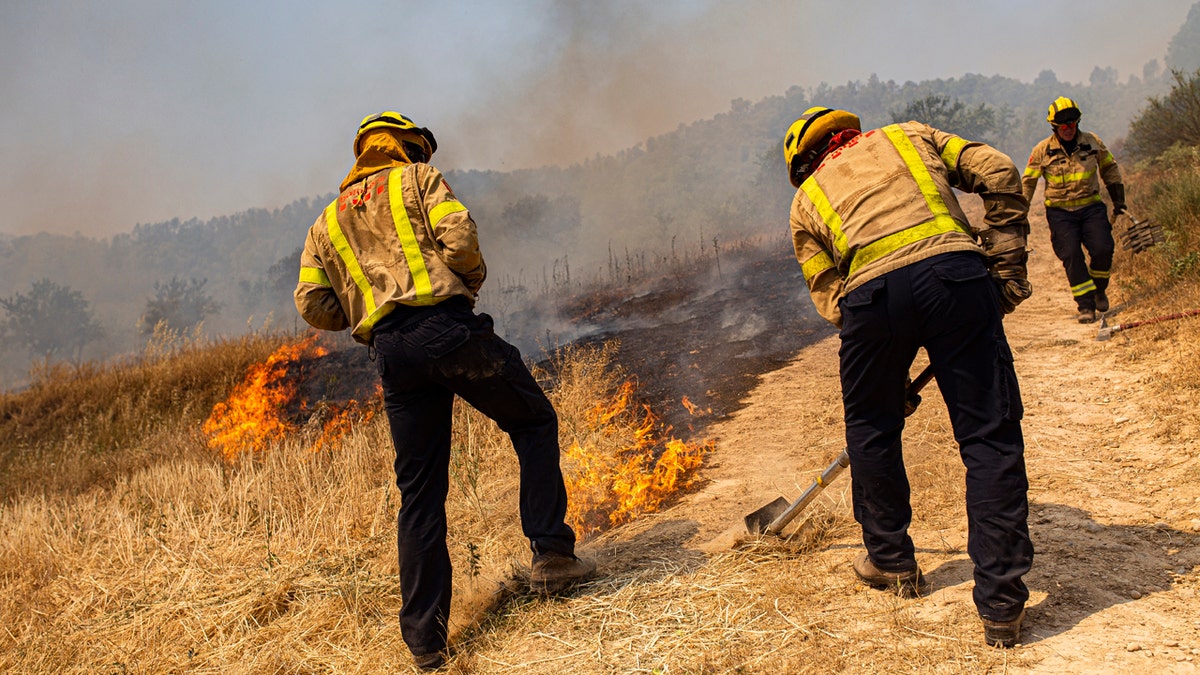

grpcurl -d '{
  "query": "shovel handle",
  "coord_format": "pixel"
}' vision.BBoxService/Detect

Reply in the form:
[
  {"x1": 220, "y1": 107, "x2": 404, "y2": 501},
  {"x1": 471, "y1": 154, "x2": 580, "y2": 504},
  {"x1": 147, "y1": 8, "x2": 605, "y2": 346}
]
[
  {"x1": 765, "y1": 450, "x2": 850, "y2": 535},
  {"x1": 765, "y1": 365, "x2": 935, "y2": 536}
]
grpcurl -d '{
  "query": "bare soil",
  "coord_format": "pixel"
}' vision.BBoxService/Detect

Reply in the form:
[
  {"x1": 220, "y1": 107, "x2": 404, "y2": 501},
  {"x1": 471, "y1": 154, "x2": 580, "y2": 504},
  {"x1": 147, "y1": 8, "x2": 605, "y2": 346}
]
[{"x1": 570, "y1": 220, "x2": 1200, "y2": 672}]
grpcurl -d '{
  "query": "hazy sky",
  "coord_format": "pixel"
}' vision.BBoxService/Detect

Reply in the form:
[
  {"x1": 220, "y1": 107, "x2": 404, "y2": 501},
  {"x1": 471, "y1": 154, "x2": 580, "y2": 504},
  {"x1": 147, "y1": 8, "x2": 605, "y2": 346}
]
[{"x1": 1, "y1": 0, "x2": 1192, "y2": 238}]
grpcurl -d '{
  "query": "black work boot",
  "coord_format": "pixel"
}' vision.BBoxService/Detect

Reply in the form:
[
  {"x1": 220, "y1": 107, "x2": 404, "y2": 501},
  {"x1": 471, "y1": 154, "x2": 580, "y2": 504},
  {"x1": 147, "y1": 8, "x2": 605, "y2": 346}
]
[
  {"x1": 982, "y1": 609, "x2": 1025, "y2": 648},
  {"x1": 1095, "y1": 290, "x2": 1110, "y2": 313},
  {"x1": 852, "y1": 553, "x2": 929, "y2": 597},
  {"x1": 412, "y1": 650, "x2": 446, "y2": 671},
  {"x1": 530, "y1": 551, "x2": 597, "y2": 594}
]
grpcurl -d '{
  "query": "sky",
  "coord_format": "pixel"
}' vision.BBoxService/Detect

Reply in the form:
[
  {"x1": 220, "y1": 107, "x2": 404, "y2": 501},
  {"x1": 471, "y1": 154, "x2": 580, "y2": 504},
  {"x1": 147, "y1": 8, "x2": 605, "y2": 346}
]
[{"x1": 0, "y1": 0, "x2": 1193, "y2": 238}]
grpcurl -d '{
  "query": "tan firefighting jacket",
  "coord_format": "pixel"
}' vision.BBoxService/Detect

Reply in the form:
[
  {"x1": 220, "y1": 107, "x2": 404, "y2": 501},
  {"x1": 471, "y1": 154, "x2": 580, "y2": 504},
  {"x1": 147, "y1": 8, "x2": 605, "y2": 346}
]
[
  {"x1": 790, "y1": 121, "x2": 1029, "y2": 328},
  {"x1": 294, "y1": 162, "x2": 486, "y2": 343},
  {"x1": 1022, "y1": 130, "x2": 1122, "y2": 210}
]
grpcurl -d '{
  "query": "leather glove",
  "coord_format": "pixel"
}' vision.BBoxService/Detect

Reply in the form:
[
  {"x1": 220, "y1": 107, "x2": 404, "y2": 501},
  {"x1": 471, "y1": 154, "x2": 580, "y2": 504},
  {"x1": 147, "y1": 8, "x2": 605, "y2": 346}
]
[
  {"x1": 1107, "y1": 183, "x2": 1126, "y2": 216},
  {"x1": 979, "y1": 219, "x2": 1032, "y2": 313},
  {"x1": 994, "y1": 276, "x2": 1033, "y2": 314}
]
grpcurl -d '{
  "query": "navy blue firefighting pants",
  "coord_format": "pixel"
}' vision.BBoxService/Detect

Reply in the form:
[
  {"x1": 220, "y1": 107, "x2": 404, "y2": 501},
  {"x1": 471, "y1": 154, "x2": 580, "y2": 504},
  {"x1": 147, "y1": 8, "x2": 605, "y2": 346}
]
[
  {"x1": 838, "y1": 251, "x2": 1032, "y2": 622},
  {"x1": 372, "y1": 298, "x2": 576, "y2": 656},
  {"x1": 1046, "y1": 202, "x2": 1114, "y2": 311}
]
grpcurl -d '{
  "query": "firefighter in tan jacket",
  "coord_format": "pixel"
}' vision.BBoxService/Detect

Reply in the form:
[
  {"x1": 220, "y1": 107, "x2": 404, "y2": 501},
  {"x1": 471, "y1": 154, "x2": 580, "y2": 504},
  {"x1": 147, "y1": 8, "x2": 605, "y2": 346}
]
[
  {"x1": 1023, "y1": 96, "x2": 1125, "y2": 323},
  {"x1": 785, "y1": 107, "x2": 1033, "y2": 648},
  {"x1": 295, "y1": 112, "x2": 594, "y2": 671}
]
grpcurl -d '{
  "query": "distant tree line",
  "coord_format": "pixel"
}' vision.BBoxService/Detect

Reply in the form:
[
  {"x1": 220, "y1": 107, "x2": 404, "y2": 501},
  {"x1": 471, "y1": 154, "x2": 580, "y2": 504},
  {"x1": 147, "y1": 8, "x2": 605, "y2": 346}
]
[{"x1": 5, "y1": 4, "x2": 1200, "y2": 387}]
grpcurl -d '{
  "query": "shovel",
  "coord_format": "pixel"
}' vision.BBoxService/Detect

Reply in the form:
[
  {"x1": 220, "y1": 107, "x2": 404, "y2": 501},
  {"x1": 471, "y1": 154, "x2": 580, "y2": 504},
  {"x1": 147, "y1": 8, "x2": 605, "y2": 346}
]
[{"x1": 743, "y1": 364, "x2": 936, "y2": 536}]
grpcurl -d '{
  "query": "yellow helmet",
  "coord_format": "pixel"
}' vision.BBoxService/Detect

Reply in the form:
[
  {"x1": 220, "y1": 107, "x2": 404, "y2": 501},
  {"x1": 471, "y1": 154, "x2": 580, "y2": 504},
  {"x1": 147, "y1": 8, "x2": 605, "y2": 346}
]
[
  {"x1": 1046, "y1": 96, "x2": 1081, "y2": 124},
  {"x1": 353, "y1": 111, "x2": 438, "y2": 160},
  {"x1": 783, "y1": 106, "x2": 861, "y2": 187}
]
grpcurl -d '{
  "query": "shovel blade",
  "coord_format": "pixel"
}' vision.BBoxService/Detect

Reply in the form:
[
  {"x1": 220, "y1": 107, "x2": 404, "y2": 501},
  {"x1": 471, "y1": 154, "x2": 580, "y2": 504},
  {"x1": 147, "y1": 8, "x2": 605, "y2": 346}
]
[{"x1": 744, "y1": 496, "x2": 790, "y2": 534}]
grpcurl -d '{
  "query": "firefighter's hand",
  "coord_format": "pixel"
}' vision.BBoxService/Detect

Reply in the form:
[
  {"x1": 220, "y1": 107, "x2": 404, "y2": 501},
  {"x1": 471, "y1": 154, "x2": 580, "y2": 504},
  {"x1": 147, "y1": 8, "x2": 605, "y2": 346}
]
[{"x1": 994, "y1": 276, "x2": 1033, "y2": 314}]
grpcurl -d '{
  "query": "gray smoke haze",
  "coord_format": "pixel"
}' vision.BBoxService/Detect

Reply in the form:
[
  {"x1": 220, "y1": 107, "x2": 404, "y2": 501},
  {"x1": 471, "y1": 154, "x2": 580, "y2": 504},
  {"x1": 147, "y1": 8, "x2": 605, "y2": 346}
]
[{"x1": 0, "y1": 0, "x2": 1191, "y2": 238}]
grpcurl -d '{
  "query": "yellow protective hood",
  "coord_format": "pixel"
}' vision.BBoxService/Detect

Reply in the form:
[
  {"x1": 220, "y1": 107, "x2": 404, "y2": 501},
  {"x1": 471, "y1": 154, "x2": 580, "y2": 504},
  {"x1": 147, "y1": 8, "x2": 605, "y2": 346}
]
[{"x1": 341, "y1": 129, "x2": 417, "y2": 192}]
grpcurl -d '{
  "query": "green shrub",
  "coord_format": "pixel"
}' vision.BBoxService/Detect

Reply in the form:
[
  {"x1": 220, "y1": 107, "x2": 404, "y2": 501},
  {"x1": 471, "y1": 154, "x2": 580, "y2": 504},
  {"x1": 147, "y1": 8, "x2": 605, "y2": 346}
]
[{"x1": 1126, "y1": 69, "x2": 1200, "y2": 162}]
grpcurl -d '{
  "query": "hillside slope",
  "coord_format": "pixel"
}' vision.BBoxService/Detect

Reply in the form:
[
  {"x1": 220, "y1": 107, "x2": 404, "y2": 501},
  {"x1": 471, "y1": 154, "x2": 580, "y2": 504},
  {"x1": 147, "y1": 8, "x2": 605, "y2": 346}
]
[{"x1": 582, "y1": 215, "x2": 1200, "y2": 672}]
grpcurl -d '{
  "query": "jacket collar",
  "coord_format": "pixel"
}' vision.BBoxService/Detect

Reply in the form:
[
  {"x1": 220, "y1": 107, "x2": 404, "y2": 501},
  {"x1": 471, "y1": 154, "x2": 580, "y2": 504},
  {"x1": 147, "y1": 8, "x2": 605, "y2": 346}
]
[{"x1": 340, "y1": 130, "x2": 412, "y2": 192}]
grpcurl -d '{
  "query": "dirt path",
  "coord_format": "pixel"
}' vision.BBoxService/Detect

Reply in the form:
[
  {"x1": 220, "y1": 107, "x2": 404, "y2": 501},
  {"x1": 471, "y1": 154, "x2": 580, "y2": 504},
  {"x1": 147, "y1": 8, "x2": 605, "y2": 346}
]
[{"x1": 603, "y1": 221, "x2": 1200, "y2": 671}]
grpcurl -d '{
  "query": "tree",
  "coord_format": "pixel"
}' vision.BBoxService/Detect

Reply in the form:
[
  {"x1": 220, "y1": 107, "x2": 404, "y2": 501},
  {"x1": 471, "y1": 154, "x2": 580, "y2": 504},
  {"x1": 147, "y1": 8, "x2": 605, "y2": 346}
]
[
  {"x1": 1167, "y1": 2, "x2": 1200, "y2": 73},
  {"x1": 139, "y1": 277, "x2": 220, "y2": 336},
  {"x1": 1089, "y1": 66, "x2": 1119, "y2": 88},
  {"x1": 1125, "y1": 69, "x2": 1200, "y2": 161},
  {"x1": 891, "y1": 94, "x2": 998, "y2": 142},
  {"x1": 0, "y1": 278, "x2": 103, "y2": 362}
]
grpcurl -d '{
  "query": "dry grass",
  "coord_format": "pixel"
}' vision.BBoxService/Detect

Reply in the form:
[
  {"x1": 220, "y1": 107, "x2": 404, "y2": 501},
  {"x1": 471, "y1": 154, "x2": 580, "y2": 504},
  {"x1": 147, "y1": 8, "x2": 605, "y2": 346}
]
[
  {"x1": 0, "y1": 338, "x2": 720, "y2": 673},
  {"x1": 4, "y1": 161, "x2": 1199, "y2": 672},
  {"x1": 0, "y1": 329, "x2": 291, "y2": 502},
  {"x1": 0, "y1": 311, "x2": 1037, "y2": 674}
]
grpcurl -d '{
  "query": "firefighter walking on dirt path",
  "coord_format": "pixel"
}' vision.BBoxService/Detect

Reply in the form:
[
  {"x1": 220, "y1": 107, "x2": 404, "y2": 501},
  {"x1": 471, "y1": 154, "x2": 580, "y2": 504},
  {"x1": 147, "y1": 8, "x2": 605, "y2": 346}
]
[
  {"x1": 783, "y1": 107, "x2": 1035, "y2": 648},
  {"x1": 294, "y1": 111, "x2": 595, "y2": 671},
  {"x1": 1023, "y1": 96, "x2": 1126, "y2": 324}
]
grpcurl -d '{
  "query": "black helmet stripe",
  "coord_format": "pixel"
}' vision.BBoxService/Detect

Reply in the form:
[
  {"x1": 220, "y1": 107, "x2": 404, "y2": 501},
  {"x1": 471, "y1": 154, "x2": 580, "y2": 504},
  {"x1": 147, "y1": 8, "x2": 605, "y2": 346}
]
[{"x1": 793, "y1": 108, "x2": 834, "y2": 151}]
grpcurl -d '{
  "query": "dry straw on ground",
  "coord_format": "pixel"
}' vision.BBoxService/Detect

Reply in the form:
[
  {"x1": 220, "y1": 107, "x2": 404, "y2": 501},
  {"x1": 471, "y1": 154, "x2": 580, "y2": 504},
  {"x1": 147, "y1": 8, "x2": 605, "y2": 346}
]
[{"x1": 3, "y1": 159, "x2": 1199, "y2": 672}]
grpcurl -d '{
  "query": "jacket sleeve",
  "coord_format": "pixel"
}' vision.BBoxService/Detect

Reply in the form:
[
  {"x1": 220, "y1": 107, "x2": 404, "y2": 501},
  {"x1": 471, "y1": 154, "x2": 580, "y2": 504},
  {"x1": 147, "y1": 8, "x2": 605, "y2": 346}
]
[
  {"x1": 790, "y1": 194, "x2": 845, "y2": 328},
  {"x1": 1020, "y1": 142, "x2": 1044, "y2": 205},
  {"x1": 416, "y1": 165, "x2": 487, "y2": 294},
  {"x1": 1092, "y1": 134, "x2": 1124, "y2": 188},
  {"x1": 935, "y1": 131, "x2": 1031, "y2": 268},
  {"x1": 294, "y1": 224, "x2": 350, "y2": 331}
]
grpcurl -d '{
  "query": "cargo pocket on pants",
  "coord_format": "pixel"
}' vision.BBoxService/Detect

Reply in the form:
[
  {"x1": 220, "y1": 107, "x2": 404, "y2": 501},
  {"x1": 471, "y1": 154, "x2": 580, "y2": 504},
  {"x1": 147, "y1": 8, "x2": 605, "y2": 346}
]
[
  {"x1": 996, "y1": 341, "x2": 1024, "y2": 421},
  {"x1": 414, "y1": 314, "x2": 471, "y2": 360}
]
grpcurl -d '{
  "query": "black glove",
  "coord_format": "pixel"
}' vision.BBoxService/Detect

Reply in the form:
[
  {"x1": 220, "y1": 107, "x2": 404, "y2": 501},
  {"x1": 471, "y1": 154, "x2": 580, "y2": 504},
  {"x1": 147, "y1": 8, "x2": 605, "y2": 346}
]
[{"x1": 1107, "y1": 183, "x2": 1126, "y2": 216}]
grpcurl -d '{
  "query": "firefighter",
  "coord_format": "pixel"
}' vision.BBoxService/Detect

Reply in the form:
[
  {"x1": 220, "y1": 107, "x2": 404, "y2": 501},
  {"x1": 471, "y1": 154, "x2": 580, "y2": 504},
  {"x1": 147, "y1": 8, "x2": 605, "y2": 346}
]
[
  {"x1": 294, "y1": 111, "x2": 595, "y2": 671},
  {"x1": 783, "y1": 107, "x2": 1034, "y2": 648},
  {"x1": 1023, "y1": 96, "x2": 1126, "y2": 323}
]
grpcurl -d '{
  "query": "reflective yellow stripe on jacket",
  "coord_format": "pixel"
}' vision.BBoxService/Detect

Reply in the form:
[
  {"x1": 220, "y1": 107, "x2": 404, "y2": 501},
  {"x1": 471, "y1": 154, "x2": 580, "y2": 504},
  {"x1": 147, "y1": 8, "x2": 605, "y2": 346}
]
[
  {"x1": 802, "y1": 126, "x2": 970, "y2": 278},
  {"x1": 1046, "y1": 169, "x2": 1096, "y2": 184},
  {"x1": 1046, "y1": 194, "x2": 1103, "y2": 209},
  {"x1": 298, "y1": 266, "x2": 330, "y2": 286},
  {"x1": 387, "y1": 168, "x2": 437, "y2": 305},
  {"x1": 801, "y1": 251, "x2": 835, "y2": 281},
  {"x1": 939, "y1": 136, "x2": 969, "y2": 171},
  {"x1": 325, "y1": 203, "x2": 379, "y2": 323},
  {"x1": 801, "y1": 180, "x2": 849, "y2": 258}
]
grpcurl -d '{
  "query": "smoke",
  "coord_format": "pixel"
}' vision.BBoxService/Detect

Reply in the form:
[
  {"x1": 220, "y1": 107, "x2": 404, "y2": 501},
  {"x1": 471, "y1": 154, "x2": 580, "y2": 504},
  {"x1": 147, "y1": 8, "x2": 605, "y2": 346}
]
[
  {"x1": 0, "y1": 0, "x2": 1192, "y2": 238},
  {"x1": 436, "y1": 0, "x2": 1191, "y2": 172}
]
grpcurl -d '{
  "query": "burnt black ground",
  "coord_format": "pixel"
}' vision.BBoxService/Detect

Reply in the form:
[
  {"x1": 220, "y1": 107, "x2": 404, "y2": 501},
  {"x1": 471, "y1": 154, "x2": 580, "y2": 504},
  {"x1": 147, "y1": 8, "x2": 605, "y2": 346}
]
[
  {"x1": 522, "y1": 244, "x2": 833, "y2": 436},
  {"x1": 301, "y1": 243, "x2": 833, "y2": 440}
]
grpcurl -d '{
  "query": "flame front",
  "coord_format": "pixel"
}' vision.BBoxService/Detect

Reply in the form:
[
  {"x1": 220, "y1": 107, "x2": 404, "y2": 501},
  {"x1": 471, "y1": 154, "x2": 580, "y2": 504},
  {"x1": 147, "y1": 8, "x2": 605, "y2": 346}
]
[
  {"x1": 202, "y1": 334, "x2": 372, "y2": 462},
  {"x1": 563, "y1": 381, "x2": 712, "y2": 539}
]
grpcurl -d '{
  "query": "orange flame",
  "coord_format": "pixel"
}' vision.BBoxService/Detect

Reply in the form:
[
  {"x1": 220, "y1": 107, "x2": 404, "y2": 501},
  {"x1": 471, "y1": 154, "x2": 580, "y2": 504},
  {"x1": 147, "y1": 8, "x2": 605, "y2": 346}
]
[
  {"x1": 681, "y1": 395, "x2": 710, "y2": 416},
  {"x1": 202, "y1": 334, "x2": 375, "y2": 462},
  {"x1": 307, "y1": 398, "x2": 378, "y2": 455},
  {"x1": 563, "y1": 380, "x2": 712, "y2": 539}
]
